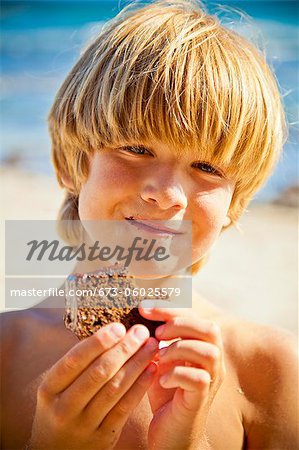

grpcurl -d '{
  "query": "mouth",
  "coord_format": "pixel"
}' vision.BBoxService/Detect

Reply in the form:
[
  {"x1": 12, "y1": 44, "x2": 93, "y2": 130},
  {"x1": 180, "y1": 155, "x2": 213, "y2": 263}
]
[{"x1": 125, "y1": 216, "x2": 185, "y2": 236}]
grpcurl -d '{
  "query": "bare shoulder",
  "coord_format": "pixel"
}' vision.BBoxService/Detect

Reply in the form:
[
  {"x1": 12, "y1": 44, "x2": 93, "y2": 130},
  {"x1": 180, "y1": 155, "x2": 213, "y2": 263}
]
[
  {"x1": 192, "y1": 293, "x2": 298, "y2": 448},
  {"x1": 0, "y1": 307, "x2": 77, "y2": 448},
  {"x1": 1, "y1": 308, "x2": 75, "y2": 415},
  {"x1": 0, "y1": 306, "x2": 76, "y2": 370},
  {"x1": 223, "y1": 318, "x2": 298, "y2": 449},
  {"x1": 221, "y1": 316, "x2": 297, "y2": 371},
  {"x1": 0, "y1": 307, "x2": 61, "y2": 348},
  {"x1": 226, "y1": 318, "x2": 297, "y2": 387},
  {"x1": 0, "y1": 308, "x2": 37, "y2": 350}
]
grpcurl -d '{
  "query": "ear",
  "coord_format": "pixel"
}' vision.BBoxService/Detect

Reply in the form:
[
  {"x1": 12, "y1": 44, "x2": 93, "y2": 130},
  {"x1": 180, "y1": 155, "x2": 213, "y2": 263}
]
[
  {"x1": 61, "y1": 174, "x2": 74, "y2": 190},
  {"x1": 223, "y1": 214, "x2": 231, "y2": 228}
]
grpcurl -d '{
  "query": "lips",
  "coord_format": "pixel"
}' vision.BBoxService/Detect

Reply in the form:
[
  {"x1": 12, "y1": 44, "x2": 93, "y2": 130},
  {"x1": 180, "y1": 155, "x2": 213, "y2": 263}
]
[{"x1": 125, "y1": 216, "x2": 185, "y2": 235}]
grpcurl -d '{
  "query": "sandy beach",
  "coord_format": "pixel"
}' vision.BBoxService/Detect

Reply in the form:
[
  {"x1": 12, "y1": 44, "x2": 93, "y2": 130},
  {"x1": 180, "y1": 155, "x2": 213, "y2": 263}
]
[{"x1": 1, "y1": 166, "x2": 298, "y2": 334}]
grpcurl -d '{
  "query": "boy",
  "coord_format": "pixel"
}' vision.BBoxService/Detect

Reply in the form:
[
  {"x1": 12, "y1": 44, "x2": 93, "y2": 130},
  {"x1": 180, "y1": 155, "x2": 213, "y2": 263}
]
[{"x1": 1, "y1": 1, "x2": 298, "y2": 449}]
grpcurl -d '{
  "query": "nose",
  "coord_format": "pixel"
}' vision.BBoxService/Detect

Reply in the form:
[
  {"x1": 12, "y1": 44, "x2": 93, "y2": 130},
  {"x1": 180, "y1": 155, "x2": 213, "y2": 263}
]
[{"x1": 140, "y1": 167, "x2": 188, "y2": 210}]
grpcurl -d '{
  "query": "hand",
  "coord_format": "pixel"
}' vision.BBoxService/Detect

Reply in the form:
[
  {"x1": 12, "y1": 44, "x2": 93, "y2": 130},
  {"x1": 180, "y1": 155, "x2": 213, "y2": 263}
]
[
  {"x1": 29, "y1": 323, "x2": 158, "y2": 450},
  {"x1": 139, "y1": 304, "x2": 226, "y2": 450}
]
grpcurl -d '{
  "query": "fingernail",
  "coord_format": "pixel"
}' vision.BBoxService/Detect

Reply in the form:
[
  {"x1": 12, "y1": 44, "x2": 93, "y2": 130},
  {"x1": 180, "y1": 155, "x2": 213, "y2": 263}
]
[
  {"x1": 159, "y1": 347, "x2": 167, "y2": 356},
  {"x1": 133, "y1": 326, "x2": 149, "y2": 341},
  {"x1": 155, "y1": 324, "x2": 165, "y2": 337},
  {"x1": 140, "y1": 300, "x2": 156, "y2": 309},
  {"x1": 141, "y1": 308, "x2": 153, "y2": 315},
  {"x1": 110, "y1": 323, "x2": 125, "y2": 338}
]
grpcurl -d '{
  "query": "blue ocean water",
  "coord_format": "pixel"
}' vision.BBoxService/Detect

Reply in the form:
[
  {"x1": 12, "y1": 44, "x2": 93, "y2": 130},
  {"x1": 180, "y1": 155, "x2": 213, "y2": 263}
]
[{"x1": 1, "y1": 0, "x2": 298, "y2": 200}]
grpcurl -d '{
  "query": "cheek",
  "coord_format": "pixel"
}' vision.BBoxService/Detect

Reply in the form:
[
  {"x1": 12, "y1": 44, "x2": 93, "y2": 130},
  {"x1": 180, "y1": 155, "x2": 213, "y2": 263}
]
[
  {"x1": 191, "y1": 188, "x2": 232, "y2": 258},
  {"x1": 78, "y1": 157, "x2": 135, "y2": 220},
  {"x1": 199, "y1": 193, "x2": 230, "y2": 227}
]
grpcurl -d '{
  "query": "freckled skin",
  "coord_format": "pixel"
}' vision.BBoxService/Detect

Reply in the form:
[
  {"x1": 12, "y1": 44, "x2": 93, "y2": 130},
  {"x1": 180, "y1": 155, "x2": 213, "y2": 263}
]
[{"x1": 78, "y1": 140, "x2": 234, "y2": 264}]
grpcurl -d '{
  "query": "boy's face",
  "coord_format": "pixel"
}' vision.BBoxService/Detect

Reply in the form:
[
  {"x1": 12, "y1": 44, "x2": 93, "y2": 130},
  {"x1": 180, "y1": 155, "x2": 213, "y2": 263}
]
[{"x1": 77, "y1": 140, "x2": 234, "y2": 267}]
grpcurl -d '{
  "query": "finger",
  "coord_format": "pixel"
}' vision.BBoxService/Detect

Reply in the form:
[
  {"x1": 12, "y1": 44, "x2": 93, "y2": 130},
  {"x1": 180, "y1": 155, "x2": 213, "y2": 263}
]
[
  {"x1": 58, "y1": 325, "x2": 150, "y2": 415},
  {"x1": 82, "y1": 338, "x2": 159, "y2": 425},
  {"x1": 159, "y1": 366, "x2": 211, "y2": 412},
  {"x1": 42, "y1": 323, "x2": 126, "y2": 396},
  {"x1": 97, "y1": 361, "x2": 157, "y2": 436},
  {"x1": 139, "y1": 301, "x2": 192, "y2": 322},
  {"x1": 154, "y1": 317, "x2": 223, "y2": 346},
  {"x1": 159, "y1": 340, "x2": 221, "y2": 378}
]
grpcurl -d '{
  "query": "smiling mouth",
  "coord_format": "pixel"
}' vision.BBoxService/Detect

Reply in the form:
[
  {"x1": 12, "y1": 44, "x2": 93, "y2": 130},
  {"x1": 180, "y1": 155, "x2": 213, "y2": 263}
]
[{"x1": 125, "y1": 217, "x2": 185, "y2": 235}]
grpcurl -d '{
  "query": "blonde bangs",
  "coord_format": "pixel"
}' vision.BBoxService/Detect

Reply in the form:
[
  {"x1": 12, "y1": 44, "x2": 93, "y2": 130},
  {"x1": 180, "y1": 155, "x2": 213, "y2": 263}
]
[{"x1": 49, "y1": 0, "x2": 286, "y2": 216}]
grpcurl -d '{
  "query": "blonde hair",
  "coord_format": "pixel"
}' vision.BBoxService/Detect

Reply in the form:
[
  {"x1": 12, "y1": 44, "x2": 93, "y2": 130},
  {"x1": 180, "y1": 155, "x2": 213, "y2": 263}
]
[{"x1": 49, "y1": 0, "x2": 287, "y2": 275}]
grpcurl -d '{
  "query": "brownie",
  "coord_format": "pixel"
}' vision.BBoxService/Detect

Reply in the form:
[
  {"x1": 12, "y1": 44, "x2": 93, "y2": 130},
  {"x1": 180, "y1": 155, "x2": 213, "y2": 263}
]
[{"x1": 63, "y1": 263, "x2": 166, "y2": 340}]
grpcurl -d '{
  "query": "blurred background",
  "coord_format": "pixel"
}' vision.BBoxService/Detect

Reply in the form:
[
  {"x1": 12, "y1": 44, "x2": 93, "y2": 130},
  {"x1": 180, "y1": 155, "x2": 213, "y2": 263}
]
[{"x1": 1, "y1": 0, "x2": 298, "y2": 332}]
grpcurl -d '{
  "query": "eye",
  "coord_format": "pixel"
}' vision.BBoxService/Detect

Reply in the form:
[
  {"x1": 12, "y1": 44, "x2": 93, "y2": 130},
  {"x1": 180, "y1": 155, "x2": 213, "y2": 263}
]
[
  {"x1": 121, "y1": 145, "x2": 153, "y2": 156},
  {"x1": 192, "y1": 161, "x2": 223, "y2": 177}
]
